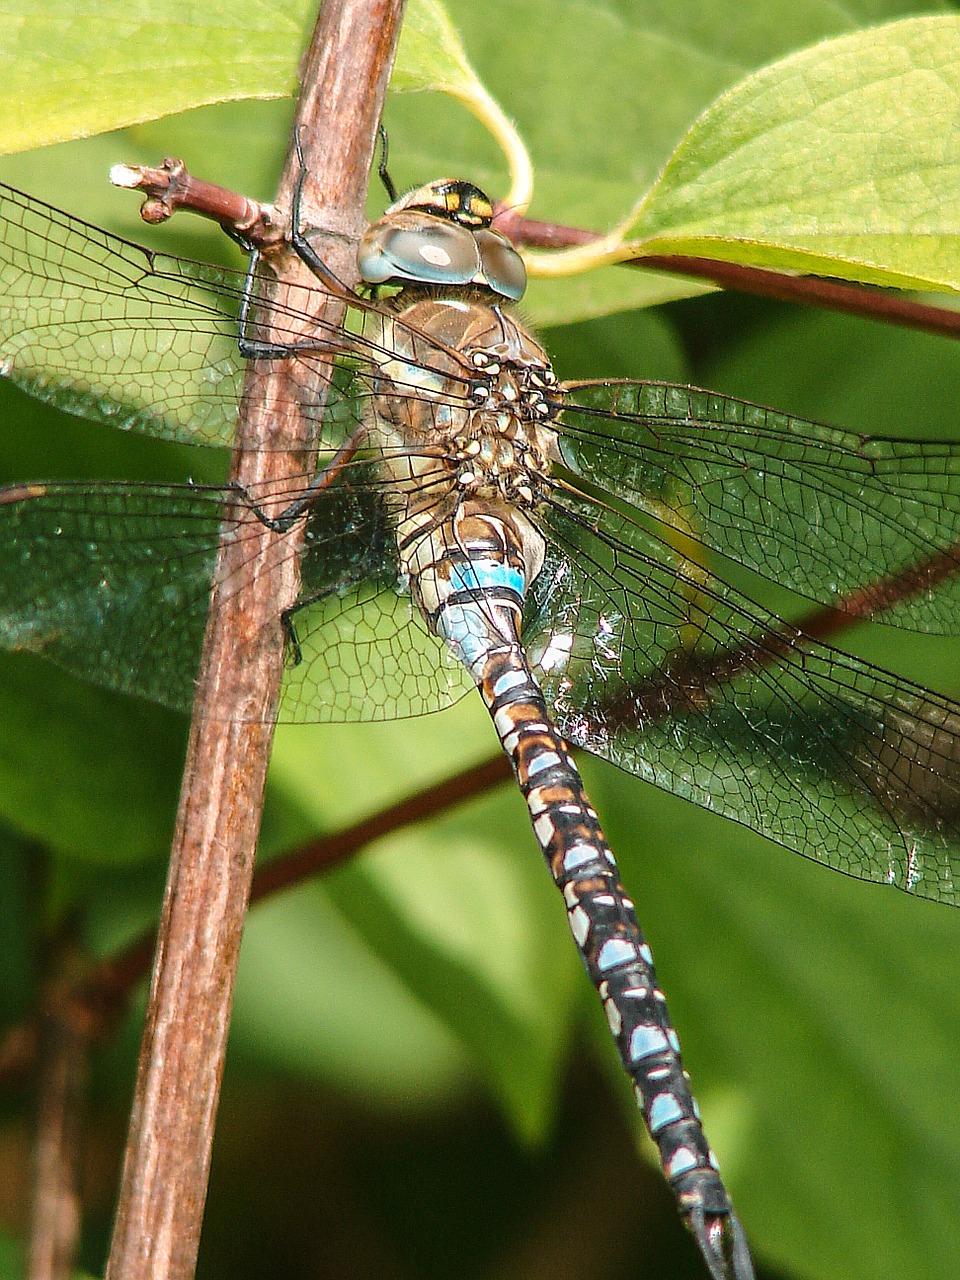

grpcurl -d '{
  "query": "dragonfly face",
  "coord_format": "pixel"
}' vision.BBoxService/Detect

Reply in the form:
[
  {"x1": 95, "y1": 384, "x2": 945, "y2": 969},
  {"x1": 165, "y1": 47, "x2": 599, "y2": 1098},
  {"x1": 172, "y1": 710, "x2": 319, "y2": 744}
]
[
  {"x1": 358, "y1": 177, "x2": 527, "y2": 298},
  {"x1": 1, "y1": 167, "x2": 959, "y2": 1280}
]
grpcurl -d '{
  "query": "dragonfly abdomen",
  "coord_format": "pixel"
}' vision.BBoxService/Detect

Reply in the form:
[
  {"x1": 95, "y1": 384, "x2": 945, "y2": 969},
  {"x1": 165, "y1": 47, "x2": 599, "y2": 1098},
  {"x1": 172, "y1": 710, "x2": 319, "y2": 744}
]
[
  {"x1": 479, "y1": 645, "x2": 752, "y2": 1263},
  {"x1": 421, "y1": 500, "x2": 752, "y2": 1278}
]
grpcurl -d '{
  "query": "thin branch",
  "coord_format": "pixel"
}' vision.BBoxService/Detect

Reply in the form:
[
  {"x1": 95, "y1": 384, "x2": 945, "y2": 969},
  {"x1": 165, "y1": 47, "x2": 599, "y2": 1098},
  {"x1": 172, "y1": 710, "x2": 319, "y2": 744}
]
[
  {"x1": 492, "y1": 205, "x2": 960, "y2": 340},
  {"x1": 0, "y1": 754, "x2": 511, "y2": 1092},
  {"x1": 640, "y1": 254, "x2": 960, "y2": 341},
  {"x1": 102, "y1": 4, "x2": 407, "y2": 1280},
  {"x1": 794, "y1": 543, "x2": 960, "y2": 641},
  {"x1": 492, "y1": 208, "x2": 598, "y2": 250},
  {"x1": 26, "y1": 967, "x2": 89, "y2": 1280},
  {"x1": 109, "y1": 158, "x2": 281, "y2": 250},
  {"x1": 251, "y1": 754, "x2": 512, "y2": 901}
]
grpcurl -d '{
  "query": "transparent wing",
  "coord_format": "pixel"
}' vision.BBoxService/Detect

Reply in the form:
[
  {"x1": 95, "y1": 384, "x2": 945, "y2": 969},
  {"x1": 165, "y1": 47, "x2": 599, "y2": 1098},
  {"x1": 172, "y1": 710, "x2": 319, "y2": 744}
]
[
  {"x1": 5, "y1": 467, "x2": 957, "y2": 897},
  {"x1": 556, "y1": 380, "x2": 960, "y2": 633},
  {"x1": 0, "y1": 470, "x2": 472, "y2": 721},
  {"x1": 0, "y1": 183, "x2": 248, "y2": 445},
  {"x1": 0, "y1": 480, "x2": 224, "y2": 708},
  {"x1": 0, "y1": 181, "x2": 476, "y2": 453},
  {"x1": 279, "y1": 464, "x2": 474, "y2": 721},
  {"x1": 527, "y1": 491, "x2": 960, "y2": 903}
]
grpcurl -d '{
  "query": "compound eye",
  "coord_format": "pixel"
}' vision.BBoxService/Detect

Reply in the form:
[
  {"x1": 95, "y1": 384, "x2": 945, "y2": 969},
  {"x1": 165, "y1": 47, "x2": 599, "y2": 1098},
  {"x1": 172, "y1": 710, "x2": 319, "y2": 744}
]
[
  {"x1": 474, "y1": 229, "x2": 526, "y2": 301},
  {"x1": 358, "y1": 218, "x2": 481, "y2": 286}
]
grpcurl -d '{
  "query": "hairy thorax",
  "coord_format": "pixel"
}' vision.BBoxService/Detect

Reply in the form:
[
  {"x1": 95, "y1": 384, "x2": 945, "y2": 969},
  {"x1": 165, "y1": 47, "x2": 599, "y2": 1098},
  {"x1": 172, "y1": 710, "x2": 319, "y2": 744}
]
[{"x1": 364, "y1": 292, "x2": 562, "y2": 605}]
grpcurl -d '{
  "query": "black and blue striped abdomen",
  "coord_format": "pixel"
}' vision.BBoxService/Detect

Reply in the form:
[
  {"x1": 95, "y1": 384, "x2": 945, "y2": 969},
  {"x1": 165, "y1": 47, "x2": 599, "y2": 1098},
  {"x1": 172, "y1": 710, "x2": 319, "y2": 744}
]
[{"x1": 414, "y1": 498, "x2": 752, "y2": 1279}]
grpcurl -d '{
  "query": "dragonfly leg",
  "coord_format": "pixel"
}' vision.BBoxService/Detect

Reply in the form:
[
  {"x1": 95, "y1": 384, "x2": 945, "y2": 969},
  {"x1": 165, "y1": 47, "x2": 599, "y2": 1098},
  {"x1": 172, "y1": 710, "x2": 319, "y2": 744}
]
[
  {"x1": 287, "y1": 132, "x2": 365, "y2": 300},
  {"x1": 235, "y1": 247, "x2": 354, "y2": 361},
  {"x1": 230, "y1": 427, "x2": 366, "y2": 534},
  {"x1": 280, "y1": 574, "x2": 373, "y2": 667},
  {"x1": 236, "y1": 133, "x2": 373, "y2": 359},
  {"x1": 375, "y1": 123, "x2": 398, "y2": 203},
  {"x1": 280, "y1": 597, "x2": 315, "y2": 666}
]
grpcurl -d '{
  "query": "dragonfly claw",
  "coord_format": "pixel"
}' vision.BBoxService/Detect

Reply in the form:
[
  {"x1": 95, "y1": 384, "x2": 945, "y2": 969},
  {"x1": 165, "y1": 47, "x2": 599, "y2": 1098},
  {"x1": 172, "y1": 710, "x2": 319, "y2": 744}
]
[{"x1": 685, "y1": 1206, "x2": 755, "y2": 1280}]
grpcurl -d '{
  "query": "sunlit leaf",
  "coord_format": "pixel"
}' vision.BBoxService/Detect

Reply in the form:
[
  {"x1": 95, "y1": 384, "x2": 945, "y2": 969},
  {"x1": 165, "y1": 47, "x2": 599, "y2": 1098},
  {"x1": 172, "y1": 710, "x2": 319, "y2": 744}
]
[{"x1": 550, "y1": 17, "x2": 960, "y2": 295}]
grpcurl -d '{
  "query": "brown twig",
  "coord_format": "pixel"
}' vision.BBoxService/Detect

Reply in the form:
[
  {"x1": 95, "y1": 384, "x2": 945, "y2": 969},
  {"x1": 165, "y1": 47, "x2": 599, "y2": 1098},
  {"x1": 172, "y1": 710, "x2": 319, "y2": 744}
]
[
  {"x1": 493, "y1": 205, "x2": 960, "y2": 340},
  {"x1": 491, "y1": 207, "x2": 598, "y2": 250},
  {"x1": 794, "y1": 543, "x2": 960, "y2": 642},
  {"x1": 26, "y1": 967, "x2": 89, "y2": 1280},
  {"x1": 639, "y1": 254, "x2": 960, "y2": 341},
  {"x1": 101, "y1": 5, "x2": 407, "y2": 1280},
  {"x1": 109, "y1": 158, "x2": 282, "y2": 250},
  {"x1": 0, "y1": 754, "x2": 511, "y2": 1092}
]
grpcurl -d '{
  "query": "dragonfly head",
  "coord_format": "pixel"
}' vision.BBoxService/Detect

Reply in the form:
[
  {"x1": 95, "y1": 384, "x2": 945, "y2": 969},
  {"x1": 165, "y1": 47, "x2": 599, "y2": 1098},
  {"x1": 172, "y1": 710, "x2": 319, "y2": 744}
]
[
  {"x1": 358, "y1": 178, "x2": 526, "y2": 302},
  {"x1": 391, "y1": 178, "x2": 495, "y2": 228}
]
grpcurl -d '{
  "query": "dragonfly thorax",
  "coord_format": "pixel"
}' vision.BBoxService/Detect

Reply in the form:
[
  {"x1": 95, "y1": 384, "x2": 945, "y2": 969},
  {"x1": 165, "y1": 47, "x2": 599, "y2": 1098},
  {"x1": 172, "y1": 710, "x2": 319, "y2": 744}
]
[
  {"x1": 363, "y1": 293, "x2": 559, "y2": 636},
  {"x1": 366, "y1": 295, "x2": 560, "y2": 510}
]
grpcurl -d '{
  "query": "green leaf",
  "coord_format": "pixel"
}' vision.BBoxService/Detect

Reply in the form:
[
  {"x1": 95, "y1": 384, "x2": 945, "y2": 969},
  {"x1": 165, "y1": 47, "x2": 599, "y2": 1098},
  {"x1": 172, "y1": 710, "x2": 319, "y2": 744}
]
[
  {"x1": 394, "y1": 1, "x2": 958, "y2": 319},
  {"x1": 3, "y1": 3, "x2": 950, "y2": 321},
  {"x1": 265, "y1": 707, "x2": 581, "y2": 1140},
  {"x1": 0, "y1": 0, "x2": 493, "y2": 156},
  {"x1": 232, "y1": 887, "x2": 472, "y2": 1106},
  {"x1": 0, "y1": 652, "x2": 185, "y2": 864},
  {"x1": 610, "y1": 17, "x2": 960, "y2": 293},
  {"x1": 0, "y1": 0, "x2": 310, "y2": 153}
]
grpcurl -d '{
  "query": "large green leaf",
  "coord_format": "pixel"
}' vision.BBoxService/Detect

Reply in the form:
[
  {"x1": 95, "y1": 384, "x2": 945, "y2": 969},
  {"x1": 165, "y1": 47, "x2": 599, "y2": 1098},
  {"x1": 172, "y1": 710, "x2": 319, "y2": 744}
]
[
  {"x1": 0, "y1": 0, "x2": 483, "y2": 154},
  {"x1": 426, "y1": 1, "x2": 959, "y2": 318},
  {"x1": 602, "y1": 17, "x2": 960, "y2": 293},
  {"x1": 0, "y1": 0, "x2": 309, "y2": 151}
]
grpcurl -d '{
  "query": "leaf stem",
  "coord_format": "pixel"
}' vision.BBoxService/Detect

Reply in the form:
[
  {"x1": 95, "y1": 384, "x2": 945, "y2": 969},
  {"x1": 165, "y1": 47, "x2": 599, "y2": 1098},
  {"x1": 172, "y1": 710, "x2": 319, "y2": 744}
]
[{"x1": 494, "y1": 205, "x2": 960, "y2": 340}]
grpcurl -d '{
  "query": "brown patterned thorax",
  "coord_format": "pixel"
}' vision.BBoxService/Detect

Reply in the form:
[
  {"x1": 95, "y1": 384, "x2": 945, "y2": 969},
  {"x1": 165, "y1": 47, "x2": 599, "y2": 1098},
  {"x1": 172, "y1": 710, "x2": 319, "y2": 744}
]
[
  {"x1": 365, "y1": 294, "x2": 562, "y2": 512},
  {"x1": 360, "y1": 291, "x2": 563, "y2": 620}
]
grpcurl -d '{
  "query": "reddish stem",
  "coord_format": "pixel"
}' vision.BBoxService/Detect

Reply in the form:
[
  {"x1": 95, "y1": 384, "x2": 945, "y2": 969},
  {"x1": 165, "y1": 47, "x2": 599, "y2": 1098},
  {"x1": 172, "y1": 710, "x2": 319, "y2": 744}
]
[
  {"x1": 110, "y1": 158, "x2": 282, "y2": 250},
  {"x1": 493, "y1": 205, "x2": 960, "y2": 340}
]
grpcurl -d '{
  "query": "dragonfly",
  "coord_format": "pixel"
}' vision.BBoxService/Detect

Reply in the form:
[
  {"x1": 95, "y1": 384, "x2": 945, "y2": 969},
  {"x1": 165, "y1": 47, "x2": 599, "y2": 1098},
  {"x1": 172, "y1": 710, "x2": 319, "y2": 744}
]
[{"x1": 2, "y1": 159, "x2": 960, "y2": 1280}]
